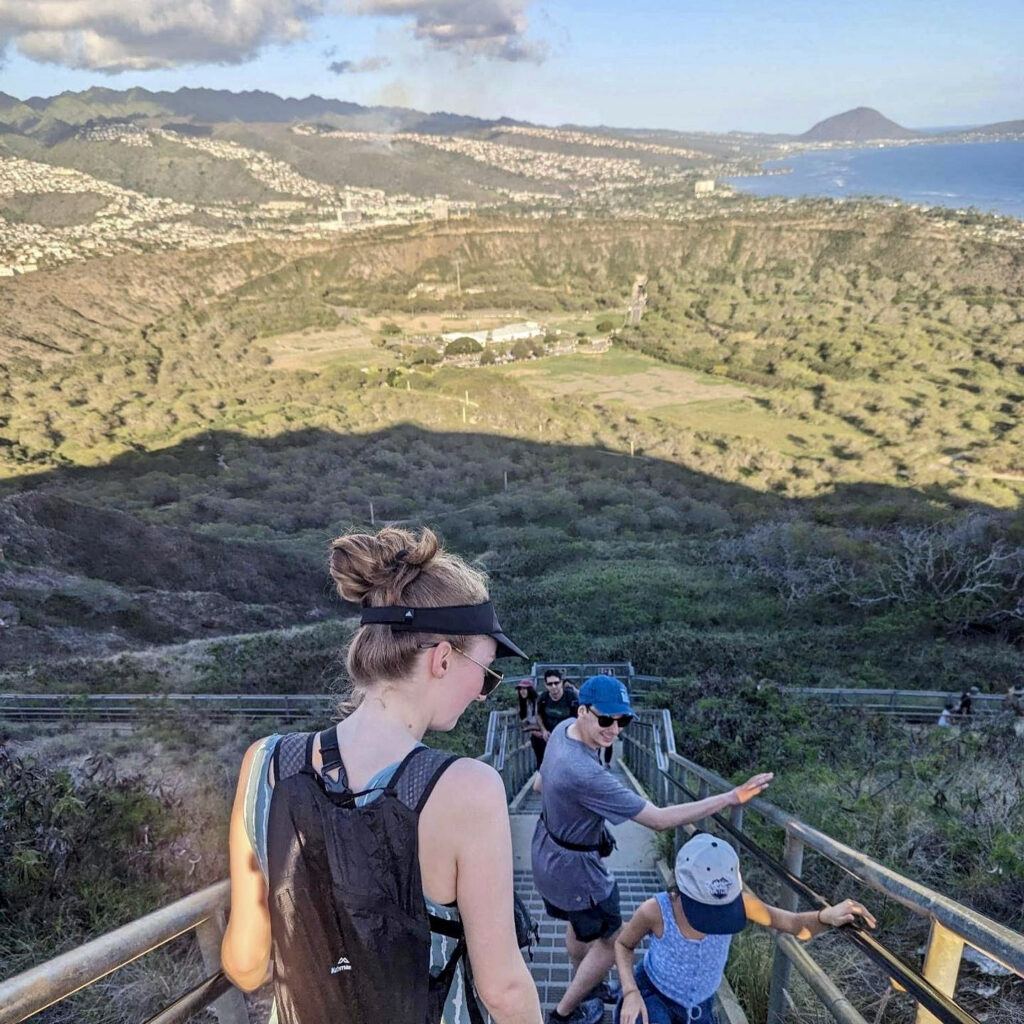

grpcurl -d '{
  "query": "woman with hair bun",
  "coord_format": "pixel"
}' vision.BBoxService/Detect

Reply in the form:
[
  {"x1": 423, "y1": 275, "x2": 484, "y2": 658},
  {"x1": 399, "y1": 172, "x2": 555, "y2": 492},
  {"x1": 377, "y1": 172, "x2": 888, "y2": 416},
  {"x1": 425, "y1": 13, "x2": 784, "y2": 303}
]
[{"x1": 222, "y1": 526, "x2": 542, "y2": 1024}]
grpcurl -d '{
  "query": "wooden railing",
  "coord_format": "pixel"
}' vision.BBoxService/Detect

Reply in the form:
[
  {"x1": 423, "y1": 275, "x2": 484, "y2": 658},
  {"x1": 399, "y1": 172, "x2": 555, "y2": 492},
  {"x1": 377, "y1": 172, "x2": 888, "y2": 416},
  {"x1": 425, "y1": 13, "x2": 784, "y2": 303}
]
[{"x1": 621, "y1": 708, "x2": 1024, "y2": 1024}]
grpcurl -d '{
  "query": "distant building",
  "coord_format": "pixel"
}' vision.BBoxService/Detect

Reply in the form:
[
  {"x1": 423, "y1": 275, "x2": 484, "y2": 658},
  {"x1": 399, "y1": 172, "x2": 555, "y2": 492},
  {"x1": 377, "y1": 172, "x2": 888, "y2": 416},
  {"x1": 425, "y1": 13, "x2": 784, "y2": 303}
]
[
  {"x1": 694, "y1": 179, "x2": 716, "y2": 196},
  {"x1": 440, "y1": 320, "x2": 544, "y2": 346},
  {"x1": 432, "y1": 197, "x2": 450, "y2": 221}
]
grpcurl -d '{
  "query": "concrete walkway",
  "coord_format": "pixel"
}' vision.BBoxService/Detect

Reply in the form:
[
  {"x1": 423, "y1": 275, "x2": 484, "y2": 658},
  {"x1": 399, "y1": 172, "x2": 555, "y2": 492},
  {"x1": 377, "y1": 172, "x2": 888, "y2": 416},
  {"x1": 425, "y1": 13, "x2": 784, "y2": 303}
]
[{"x1": 510, "y1": 749, "x2": 663, "y2": 1020}]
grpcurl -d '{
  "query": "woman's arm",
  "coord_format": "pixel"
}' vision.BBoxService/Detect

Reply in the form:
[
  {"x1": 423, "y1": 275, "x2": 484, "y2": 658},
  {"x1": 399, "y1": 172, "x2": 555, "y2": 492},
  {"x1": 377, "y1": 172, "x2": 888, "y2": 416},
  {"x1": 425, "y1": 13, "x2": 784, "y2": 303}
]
[
  {"x1": 446, "y1": 760, "x2": 543, "y2": 1024},
  {"x1": 221, "y1": 741, "x2": 273, "y2": 991},
  {"x1": 614, "y1": 899, "x2": 660, "y2": 1024},
  {"x1": 743, "y1": 893, "x2": 876, "y2": 940}
]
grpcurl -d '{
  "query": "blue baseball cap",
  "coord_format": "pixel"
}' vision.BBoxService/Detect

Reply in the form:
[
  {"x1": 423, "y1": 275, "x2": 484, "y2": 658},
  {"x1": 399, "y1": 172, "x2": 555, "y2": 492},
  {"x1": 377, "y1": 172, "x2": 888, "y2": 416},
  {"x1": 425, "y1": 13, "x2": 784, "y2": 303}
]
[{"x1": 578, "y1": 675, "x2": 632, "y2": 716}]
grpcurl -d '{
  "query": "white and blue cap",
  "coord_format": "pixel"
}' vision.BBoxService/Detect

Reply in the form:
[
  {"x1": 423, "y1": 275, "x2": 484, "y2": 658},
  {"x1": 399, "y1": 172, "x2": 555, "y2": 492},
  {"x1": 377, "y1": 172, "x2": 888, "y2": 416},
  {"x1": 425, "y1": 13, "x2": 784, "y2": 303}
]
[
  {"x1": 578, "y1": 675, "x2": 632, "y2": 716},
  {"x1": 674, "y1": 833, "x2": 747, "y2": 935}
]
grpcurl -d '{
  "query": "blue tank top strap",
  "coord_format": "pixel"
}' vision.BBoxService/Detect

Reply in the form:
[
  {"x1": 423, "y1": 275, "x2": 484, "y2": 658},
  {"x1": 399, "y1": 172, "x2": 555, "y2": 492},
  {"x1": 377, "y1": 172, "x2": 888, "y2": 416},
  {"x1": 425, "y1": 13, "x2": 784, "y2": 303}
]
[{"x1": 655, "y1": 890, "x2": 677, "y2": 937}]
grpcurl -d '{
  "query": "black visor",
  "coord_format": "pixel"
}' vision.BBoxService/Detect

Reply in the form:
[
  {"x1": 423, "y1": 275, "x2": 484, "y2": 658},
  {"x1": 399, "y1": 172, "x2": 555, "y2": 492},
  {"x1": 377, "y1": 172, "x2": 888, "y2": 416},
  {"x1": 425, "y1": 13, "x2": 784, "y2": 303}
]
[{"x1": 359, "y1": 601, "x2": 527, "y2": 660}]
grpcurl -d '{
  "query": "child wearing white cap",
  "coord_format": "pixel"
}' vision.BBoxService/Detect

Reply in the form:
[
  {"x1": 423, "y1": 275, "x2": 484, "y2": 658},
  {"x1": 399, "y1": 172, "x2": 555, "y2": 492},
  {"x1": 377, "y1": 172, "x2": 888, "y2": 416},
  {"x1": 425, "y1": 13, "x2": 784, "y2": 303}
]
[{"x1": 613, "y1": 833, "x2": 876, "y2": 1024}]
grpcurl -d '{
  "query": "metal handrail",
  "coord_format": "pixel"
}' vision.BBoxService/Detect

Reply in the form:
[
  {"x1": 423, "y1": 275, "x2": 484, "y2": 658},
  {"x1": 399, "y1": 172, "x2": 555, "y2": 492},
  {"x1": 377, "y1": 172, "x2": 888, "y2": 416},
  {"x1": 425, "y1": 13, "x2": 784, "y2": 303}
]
[
  {"x1": 621, "y1": 708, "x2": 1024, "y2": 1024},
  {"x1": 0, "y1": 709, "x2": 531, "y2": 1024},
  {"x1": 0, "y1": 882, "x2": 230, "y2": 1024},
  {"x1": 782, "y1": 687, "x2": 1007, "y2": 715}
]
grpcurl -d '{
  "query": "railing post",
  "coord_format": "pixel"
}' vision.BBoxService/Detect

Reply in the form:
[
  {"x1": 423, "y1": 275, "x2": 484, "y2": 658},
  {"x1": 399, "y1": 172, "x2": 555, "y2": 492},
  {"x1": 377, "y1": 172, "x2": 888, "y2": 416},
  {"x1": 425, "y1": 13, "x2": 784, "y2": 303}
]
[
  {"x1": 728, "y1": 804, "x2": 744, "y2": 852},
  {"x1": 767, "y1": 830, "x2": 804, "y2": 1024},
  {"x1": 698, "y1": 779, "x2": 710, "y2": 832},
  {"x1": 915, "y1": 921, "x2": 965, "y2": 1024},
  {"x1": 671, "y1": 764, "x2": 686, "y2": 860},
  {"x1": 195, "y1": 911, "x2": 250, "y2": 1024}
]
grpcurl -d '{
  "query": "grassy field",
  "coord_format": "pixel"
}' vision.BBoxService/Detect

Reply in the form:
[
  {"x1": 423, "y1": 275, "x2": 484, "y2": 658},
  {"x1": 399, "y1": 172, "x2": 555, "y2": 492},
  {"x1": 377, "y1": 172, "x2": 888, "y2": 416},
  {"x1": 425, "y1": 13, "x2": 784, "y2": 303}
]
[{"x1": 500, "y1": 349, "x2": 748, "y2": 406}]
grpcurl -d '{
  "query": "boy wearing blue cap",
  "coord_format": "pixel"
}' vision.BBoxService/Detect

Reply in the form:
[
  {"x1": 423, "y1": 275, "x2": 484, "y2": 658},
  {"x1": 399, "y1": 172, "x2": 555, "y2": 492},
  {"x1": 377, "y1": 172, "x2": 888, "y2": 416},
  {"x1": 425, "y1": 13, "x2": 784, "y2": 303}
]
[
  {"x1": 531, "y1": 677, "x2": 774, "y2": 1024},
  {"x1": 614, "y1": 834, "x2": 876, "y2": 1024}
]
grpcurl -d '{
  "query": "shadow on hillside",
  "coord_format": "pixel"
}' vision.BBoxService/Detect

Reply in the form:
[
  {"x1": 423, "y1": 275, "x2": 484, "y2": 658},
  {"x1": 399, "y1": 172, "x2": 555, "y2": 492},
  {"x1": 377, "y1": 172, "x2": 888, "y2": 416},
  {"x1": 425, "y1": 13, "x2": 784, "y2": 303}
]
[
  {"x1": 1, "y1": 424, "x2": 1018, "y2": 676},
  {"x1": 2, "y1": 422, "x2": 997, "y2": 534}
]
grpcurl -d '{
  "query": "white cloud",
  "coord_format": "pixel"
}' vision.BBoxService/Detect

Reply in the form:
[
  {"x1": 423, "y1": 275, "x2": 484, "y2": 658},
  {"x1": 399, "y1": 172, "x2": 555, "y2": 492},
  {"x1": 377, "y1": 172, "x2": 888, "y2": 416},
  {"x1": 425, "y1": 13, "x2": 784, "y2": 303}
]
[
  {"x1": 0, "y1": 0, "x2": 325, "y2": 72},
  {"x1": 0, "y1": 0, "x2": 544, "y2": 72},
  {"x1": 352, "y1": 0, "x2": 544, "y2": 62}
]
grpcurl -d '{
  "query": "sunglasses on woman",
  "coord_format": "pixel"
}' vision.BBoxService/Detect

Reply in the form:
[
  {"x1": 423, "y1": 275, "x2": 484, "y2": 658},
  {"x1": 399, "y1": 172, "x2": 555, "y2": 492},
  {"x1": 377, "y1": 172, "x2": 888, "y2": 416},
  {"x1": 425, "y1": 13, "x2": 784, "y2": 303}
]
[
  {"x1": 417, "y1": 642, "x2": 504, "y2": 697},
  {"x1": 587, "y1": 707, "x2": 633, "y2": 729}
]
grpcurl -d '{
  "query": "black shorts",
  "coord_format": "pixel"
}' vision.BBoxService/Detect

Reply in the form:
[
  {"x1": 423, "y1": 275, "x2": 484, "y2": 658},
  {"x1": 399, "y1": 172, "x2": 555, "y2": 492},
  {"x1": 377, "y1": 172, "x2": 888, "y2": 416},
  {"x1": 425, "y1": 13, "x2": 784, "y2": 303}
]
[{"x1": 542, "y1": 882, "x2": 622, "y2": 942}]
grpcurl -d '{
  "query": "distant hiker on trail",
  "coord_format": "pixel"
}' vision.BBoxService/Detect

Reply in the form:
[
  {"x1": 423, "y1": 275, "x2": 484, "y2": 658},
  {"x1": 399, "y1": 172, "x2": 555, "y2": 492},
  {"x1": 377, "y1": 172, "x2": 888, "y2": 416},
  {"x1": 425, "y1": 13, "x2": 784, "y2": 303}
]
[
  {"x1": 222, "y1": 526, "x2": 542, "y2": 1024},
  {"x1": 538, "y1": 670, "x2": 580, "y2": 735},
  {"x1": 518, "y1": 678, "x2": 546, "y2": 768},
  {"x1": 614, "y1": 833, "x2": 876, "y2": 1024},
  {"x1": 535, "y1": 669, "x2": 580, "y2": 762},
  {"x1": 531, "y1": 675, "x2": 773, "y2": 1024},
  {"x1": 957, "y1": 686, "x2": 980, "y2": 716},
  {"x1": 1002, "y1": 685, "x2": 1024, "y2": 718}
]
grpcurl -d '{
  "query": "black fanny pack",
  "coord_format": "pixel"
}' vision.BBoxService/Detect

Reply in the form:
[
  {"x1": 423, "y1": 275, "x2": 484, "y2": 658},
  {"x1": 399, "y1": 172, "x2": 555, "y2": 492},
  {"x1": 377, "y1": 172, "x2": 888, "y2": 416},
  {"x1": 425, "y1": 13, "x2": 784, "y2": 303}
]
[{"x1": 542, "y1": 816, "x2": 617, "y2": 858}]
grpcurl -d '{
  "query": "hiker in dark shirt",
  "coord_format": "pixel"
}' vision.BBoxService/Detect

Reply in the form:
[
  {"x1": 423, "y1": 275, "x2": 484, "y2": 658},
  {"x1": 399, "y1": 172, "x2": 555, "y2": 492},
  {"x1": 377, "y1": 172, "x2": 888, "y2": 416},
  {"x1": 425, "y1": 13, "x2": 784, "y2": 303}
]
[
  {"x1": 957, "y1": 686, "x2": 979, "y2": 716},
  {"x1": 538, "y1": 670, "x2": 580, "y2": 738}
]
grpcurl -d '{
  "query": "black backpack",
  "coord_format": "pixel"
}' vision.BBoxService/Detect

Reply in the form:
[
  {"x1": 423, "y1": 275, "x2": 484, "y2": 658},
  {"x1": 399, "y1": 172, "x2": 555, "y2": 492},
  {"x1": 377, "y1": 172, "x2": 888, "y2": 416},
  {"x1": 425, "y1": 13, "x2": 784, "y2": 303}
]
[{"x1": 266, "y1": 727, "x2": 483, "y2": 1024}]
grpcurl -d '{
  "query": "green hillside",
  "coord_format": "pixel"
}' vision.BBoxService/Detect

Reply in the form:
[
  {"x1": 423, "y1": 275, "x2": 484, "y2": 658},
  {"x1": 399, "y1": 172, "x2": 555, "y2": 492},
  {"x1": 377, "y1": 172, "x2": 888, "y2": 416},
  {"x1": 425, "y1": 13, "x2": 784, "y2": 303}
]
[{"x1": 1, "y1": 212, "x2": 1021, "y2": 692}]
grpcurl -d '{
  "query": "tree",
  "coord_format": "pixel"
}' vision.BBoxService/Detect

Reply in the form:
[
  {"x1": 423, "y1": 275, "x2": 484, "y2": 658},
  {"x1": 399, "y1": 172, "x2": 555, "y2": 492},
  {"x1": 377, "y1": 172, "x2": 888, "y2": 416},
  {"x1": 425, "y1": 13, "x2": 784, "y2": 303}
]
[
  {"x1": 480, "y1": 348, "x2": 500, "y2": 365},
  {"x1": 445, "y1": 337, "x2": 483, "y2": 357},
  {"x1": 408, "y1": 345, "x2": 442, "y2": 366}
]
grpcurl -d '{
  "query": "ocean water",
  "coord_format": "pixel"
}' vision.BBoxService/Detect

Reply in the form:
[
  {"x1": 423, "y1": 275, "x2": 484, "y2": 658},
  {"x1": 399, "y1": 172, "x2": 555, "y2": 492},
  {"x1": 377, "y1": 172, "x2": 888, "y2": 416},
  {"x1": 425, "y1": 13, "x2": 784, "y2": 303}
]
[{"x1": 726, "y1": 140, "x2": 1024, "y2": 219}]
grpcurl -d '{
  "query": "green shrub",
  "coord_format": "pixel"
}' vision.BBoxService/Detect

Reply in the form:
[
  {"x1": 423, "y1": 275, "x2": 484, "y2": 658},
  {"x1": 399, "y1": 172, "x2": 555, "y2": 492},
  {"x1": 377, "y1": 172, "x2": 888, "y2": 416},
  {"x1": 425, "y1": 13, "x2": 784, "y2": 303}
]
[{"x1": 444, "y1": 337, "x2": 483, "y2": 356}]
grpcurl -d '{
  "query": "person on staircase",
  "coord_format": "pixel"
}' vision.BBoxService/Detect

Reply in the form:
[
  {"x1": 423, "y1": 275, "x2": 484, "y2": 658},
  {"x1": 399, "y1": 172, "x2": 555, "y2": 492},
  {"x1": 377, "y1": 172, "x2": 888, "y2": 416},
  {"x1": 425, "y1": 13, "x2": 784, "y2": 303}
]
[
  {"x1": 537, "y1": 670, "x2": 580, "y2": 751},
  {"x1": 518, "y1": 678, "x2": 547, "y2": 768},
  {"x1": 614, "y1": 833, "x2": 876, "y2": 1024},
  {"x1": 222, "y1": 526, "x2": 542, "y2": 1024},
  {"x1": 531, "y1": 675, "x2": 773, "y2": 1024}
]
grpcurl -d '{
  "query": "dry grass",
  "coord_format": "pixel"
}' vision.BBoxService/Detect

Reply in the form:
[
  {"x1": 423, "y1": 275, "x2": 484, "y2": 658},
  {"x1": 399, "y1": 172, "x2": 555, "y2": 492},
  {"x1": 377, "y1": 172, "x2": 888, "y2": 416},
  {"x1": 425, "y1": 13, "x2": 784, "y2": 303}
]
[{"x1": 502, "y1": 350, "x2": 748, "y2": 408}]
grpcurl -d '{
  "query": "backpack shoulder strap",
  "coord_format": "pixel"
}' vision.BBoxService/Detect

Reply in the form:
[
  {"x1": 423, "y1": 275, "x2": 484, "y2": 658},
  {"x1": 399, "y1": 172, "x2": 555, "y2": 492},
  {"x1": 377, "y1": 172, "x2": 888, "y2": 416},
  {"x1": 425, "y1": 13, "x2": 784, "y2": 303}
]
[
  {"x1": 271, "y1": 731, "x2": 315, "y2": 785},
  {"x1": 387, "y1": 746, "x2": 461, "y2": 813}
]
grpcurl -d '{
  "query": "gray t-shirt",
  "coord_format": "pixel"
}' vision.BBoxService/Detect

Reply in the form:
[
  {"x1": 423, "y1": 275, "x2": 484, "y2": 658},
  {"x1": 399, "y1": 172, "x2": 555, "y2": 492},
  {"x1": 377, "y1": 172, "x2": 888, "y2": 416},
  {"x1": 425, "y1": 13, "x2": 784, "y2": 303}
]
[{"x1": 530, "y1": 720, "x2": 646, "y2": 911}]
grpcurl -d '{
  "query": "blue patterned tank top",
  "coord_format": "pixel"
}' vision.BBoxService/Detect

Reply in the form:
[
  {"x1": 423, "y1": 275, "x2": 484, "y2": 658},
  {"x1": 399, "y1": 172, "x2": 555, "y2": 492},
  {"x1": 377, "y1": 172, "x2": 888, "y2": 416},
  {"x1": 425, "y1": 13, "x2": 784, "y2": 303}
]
[{"x1": 643, "y1": 891, "x2": 733, "y2": 1008}]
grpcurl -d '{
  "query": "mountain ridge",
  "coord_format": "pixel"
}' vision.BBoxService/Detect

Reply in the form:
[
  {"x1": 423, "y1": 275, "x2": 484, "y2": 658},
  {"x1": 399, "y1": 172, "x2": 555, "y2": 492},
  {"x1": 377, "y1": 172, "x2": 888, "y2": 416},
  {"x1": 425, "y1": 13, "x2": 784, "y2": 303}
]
[{"x1": 0, "y1": 87, "x2": 1017, "y2": 141}]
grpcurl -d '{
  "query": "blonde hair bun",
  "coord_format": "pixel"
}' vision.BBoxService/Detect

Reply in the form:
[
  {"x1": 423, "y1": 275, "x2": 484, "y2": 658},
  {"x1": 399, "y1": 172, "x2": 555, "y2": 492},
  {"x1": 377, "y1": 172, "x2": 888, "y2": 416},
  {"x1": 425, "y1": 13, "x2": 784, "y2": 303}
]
[
  {"x1": 329, "y1": 526, "x2": 489, "y2": 689},
  {"x1": 330, "y1": 527, "x2": 441, "y2": 606}
]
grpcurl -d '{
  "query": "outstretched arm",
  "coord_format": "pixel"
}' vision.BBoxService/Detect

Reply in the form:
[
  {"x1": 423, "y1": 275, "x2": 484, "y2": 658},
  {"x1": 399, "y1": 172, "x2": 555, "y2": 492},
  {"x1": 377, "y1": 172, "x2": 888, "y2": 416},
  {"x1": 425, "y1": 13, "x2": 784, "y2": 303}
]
[
  {"x1": 743, "y1": 892, "x2": 876, "y2": 940},
  {"x1": 632, "y1": 773, "x2": 774, "y2": 832}
]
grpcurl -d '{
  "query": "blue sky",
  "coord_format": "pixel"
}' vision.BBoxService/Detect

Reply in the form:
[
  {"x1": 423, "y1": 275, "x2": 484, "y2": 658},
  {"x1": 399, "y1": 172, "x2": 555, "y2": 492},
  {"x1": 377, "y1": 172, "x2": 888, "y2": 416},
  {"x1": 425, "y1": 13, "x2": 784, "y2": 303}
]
[{"x1": 0, "y1": 0, "x2": 1020, "y2": 133}]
